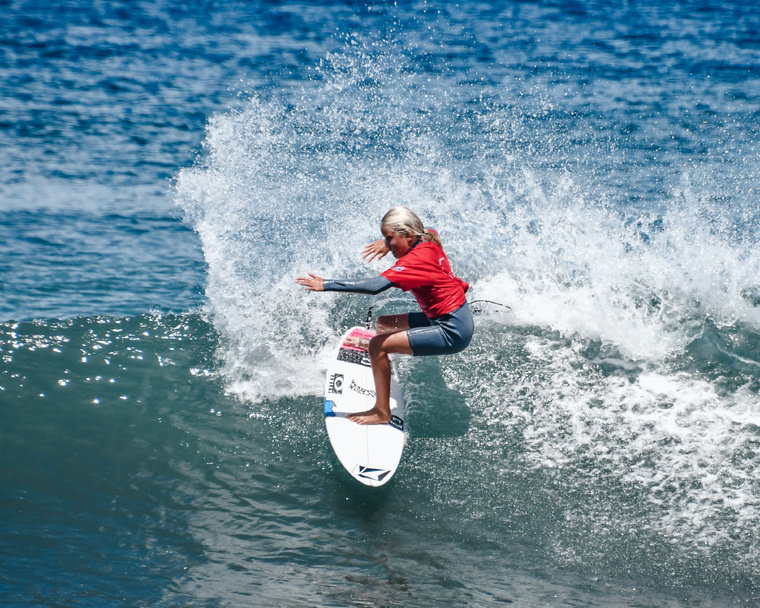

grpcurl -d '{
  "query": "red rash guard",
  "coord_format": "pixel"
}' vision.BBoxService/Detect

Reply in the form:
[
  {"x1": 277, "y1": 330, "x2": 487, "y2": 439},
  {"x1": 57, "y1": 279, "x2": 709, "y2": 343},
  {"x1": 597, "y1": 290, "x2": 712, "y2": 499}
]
[{"x1": 381, "y1": 241, "x2": 469, "y2": 318}]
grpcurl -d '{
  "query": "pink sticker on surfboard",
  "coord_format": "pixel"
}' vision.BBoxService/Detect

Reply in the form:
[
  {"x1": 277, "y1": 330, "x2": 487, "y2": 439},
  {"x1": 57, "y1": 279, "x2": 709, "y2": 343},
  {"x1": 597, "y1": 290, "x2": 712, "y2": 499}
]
[{"x1": 341, "y1": 327, "x2": 375, "y2": 351}]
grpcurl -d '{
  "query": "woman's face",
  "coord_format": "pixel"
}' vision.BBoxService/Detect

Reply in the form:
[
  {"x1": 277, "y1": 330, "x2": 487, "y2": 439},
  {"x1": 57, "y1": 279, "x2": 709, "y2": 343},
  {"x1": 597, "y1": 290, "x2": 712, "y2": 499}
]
[{"x1": 382, "y1": 226, "x2": 416, "y2": 259}]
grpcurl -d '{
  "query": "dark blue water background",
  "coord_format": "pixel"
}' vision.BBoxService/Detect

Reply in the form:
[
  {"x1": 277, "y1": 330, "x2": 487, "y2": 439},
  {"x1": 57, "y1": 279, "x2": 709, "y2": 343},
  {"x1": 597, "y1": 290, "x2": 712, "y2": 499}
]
[{"x1": 2, "y1": 1, "x2": 760, "y2": 606}]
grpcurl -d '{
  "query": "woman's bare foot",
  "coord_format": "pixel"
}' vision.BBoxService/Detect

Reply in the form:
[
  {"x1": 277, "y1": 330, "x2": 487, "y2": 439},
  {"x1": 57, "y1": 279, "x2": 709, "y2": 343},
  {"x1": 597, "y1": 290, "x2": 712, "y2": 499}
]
[
  {"x1": 347, "y1": 407, "x2": 391, "y2": 425},
  {"x1": 343, "y1": 336, "x2": 370, "y2": 350}
]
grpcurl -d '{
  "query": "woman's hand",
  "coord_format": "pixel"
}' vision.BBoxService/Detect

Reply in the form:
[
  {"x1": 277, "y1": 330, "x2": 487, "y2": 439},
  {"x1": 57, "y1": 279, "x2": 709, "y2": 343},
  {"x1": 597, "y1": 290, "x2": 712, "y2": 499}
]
[
  {"x1": 361, "y1": 239, "x2": 389, "y2": 263},
  {"x1": 295, "y1": 273, "x2": 325, "y2": 291}
]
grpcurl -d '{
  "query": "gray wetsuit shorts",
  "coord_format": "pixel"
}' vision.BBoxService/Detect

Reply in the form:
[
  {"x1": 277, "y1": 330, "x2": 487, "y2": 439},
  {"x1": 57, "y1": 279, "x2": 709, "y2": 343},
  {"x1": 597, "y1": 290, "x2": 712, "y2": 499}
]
[{"x1": 406, "y1": 301, "x2": 474, "y2": 357}]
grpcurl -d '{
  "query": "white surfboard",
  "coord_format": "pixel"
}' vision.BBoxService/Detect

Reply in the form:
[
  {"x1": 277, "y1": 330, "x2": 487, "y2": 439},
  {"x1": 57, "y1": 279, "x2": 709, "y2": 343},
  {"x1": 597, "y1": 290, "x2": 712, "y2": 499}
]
[{"x1": 323, "y1": 326, "x2": 405, "y2": 487}]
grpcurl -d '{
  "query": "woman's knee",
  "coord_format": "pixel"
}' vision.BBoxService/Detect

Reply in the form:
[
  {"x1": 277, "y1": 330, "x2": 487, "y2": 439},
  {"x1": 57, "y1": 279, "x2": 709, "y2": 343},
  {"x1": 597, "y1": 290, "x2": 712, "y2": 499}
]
[
  {"x1": 368, "y1": 334, "x2": 389, "y2": 360},
  {"x1": 369, "y1": 330, "x2": 413, "y2": 358}
]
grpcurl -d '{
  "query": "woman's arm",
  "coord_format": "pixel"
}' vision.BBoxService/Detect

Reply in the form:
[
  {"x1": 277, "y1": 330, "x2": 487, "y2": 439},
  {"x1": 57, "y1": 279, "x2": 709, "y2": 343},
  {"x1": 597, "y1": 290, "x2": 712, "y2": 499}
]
[
  {"x1": 295, "y1": 273, "x2": 326, "y2": 291},
  {"x1": 324, "y1": 275, "x2": 393, "y2": 294},
  {"x1": 296, "y1": 273, "x2": 393, "y2": 295},
  {"x1": 361, "y1": 239, "x2": 390, "y2": 262}
]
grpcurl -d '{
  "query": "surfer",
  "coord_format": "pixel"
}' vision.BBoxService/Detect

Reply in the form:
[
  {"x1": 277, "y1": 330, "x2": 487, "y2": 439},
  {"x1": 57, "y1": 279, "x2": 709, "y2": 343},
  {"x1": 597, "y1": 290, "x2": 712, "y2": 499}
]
[{"x1": 296, "y1": 206, "x2": 473, "y2": 425}]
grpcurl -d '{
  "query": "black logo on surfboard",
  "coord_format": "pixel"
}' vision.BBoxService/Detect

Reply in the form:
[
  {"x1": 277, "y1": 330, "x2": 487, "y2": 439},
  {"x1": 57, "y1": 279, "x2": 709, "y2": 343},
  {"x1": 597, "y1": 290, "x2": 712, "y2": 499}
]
[
  {"x1": 338, "y1": 347, "x2": 372, "y2": 367},
  {"x1": 349, "y1": 379, "x2": 375, "y2": 398},
  {"x1": 354, "y1": 465, "x2": 391, "y2": 483},
  {"x1": 328, "y1": 373, "x2": 344, "y2": 394}
]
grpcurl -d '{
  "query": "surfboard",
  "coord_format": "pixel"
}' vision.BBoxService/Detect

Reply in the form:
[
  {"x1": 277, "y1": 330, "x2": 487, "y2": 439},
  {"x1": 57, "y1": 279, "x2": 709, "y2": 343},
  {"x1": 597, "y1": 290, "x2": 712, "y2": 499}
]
[{"x1": 323, "y1": 326, "x2": 405, "y2": 487}]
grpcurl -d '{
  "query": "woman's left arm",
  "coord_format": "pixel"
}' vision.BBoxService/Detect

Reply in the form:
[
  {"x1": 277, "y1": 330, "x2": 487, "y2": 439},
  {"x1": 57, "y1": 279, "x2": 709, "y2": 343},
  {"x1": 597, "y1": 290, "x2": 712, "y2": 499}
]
[{"x1": 361, "y1": 239, "x2": 390, "y2": 262}]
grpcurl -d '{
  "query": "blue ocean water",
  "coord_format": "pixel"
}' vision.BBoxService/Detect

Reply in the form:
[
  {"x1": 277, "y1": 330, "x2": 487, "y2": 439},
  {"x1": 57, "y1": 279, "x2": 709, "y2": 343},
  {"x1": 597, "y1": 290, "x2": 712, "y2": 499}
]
[{"x1": 2, "y1": 1, "x2": 760, "y2": 606}]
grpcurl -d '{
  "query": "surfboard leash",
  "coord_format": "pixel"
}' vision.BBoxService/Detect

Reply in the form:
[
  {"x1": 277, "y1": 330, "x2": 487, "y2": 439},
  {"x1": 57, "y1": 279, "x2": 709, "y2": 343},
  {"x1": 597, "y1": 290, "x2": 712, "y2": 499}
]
[
  {"x1": 365, "y1": 302, "x2": 509, "y2": 322},
  {"x1": 469, "y1": 299, "x2": 512, "y2": 313}
]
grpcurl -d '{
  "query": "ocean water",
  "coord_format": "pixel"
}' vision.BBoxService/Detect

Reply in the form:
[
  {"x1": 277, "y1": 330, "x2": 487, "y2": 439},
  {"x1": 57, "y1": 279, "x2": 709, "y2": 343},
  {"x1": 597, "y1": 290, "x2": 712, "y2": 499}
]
[{"x1": 2, "y1": 1, "x2": 760, "y2": 606}]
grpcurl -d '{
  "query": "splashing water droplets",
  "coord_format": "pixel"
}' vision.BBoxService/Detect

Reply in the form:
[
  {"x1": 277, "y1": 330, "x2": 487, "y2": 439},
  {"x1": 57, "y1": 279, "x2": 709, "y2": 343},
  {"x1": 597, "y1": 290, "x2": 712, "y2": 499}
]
[{"x1": 175, "y1": 41, "x2": 760, "y2": 574}]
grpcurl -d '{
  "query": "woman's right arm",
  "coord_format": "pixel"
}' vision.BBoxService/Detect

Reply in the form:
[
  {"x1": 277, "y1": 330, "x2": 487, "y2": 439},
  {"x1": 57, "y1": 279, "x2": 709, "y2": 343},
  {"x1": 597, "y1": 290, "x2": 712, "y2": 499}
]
[
  {"x1": 296, "y1": 273, "x2": 393, "y2": 295},
  {"x1": 295, "y1": 273, "x2": 326, "y2": 291},
  {"x1": 323, "y1": 275, "x2": 393, "y2": 294}
]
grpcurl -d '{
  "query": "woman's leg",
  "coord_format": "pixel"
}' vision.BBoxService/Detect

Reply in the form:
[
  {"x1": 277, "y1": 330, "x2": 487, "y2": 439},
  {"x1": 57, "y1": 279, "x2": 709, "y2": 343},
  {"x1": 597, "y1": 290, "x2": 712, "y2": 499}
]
[
  {"x1": 348, "y1": 327, "x2": 413, "y2": 425},
  {"x1": 349, "y1": 304, "x2": 474, "y2": 425},
  {"x1": 375, "y1": 313, "x2": 410, "y2": 335}
]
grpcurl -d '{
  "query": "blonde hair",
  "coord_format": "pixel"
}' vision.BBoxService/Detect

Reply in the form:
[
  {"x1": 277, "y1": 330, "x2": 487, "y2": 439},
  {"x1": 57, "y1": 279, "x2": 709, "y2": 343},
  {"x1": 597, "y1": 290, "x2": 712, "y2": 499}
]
[{"x1": 381, "y1": 207, "x2": 442, "y2": 247}]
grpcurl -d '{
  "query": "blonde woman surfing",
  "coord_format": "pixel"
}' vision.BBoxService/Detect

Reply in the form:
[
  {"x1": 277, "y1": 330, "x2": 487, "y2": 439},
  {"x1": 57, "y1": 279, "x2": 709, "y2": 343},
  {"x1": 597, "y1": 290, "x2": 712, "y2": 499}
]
[{"x1": 297, "y1": 207, "x2": 473, "y2": 425}]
